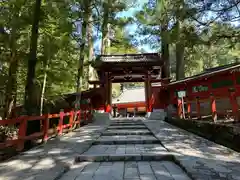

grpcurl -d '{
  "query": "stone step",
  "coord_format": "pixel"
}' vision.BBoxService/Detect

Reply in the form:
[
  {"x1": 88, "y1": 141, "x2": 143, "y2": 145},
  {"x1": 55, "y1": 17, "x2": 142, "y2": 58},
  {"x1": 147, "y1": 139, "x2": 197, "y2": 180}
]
[
  {"x1": 75, "y1": 153, "x2": 174, "y2": 162},
  {"x1": 104, "y1": 129, "x2": 151, "y2": 134},
  {"x1": 82, "y1": 144, "x2": 168, "y2": 155},
  {"x1": 110, "y1": 121, "x2": 143, "y2": 124},
  {"x1": 102, "y1": 131, "x2": 152, "y2": 136},
  {"x1": 107, "y1": 125, "x2": 147, "y2": 129},
  {"x1": 93, "y1": 139, "x2": 160, "y2": 145},
  {"x1": 109, "y1": 123, "x2": 144, "y2": 126},
  {"x1": 67, "y1": 161, "x2": 191, "y2": 180}
]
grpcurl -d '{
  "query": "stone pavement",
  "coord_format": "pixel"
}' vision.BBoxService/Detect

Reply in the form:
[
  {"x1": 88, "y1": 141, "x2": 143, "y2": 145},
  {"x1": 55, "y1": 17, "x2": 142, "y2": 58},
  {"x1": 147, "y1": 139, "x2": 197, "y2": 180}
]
[
  {"x1": 62, "y1": 119, "x2": 191, "y2": 180},
  {"x1": 2, "y1": 117, "x2": 240, "y2": 180},
  {"x1": 143, "y1": 119, "x2": 240, "y2": 180},
  {"x1": 0, "y1": 117, "x2": 110, "y2": 180}
]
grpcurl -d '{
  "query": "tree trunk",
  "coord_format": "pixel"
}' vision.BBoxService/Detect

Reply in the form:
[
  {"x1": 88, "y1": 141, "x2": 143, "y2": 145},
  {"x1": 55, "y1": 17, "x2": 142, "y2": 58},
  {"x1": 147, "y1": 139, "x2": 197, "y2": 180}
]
[
  {"x1": 161, "y1": 24, "x2": 170, "y2": 78},
  {"x1": 75, "y1": 2, "x2": 91, "y2": 108},
  {"x1": 4, "y1": 27, "x2": 18, "y2": 119},
  {"x1": 87, "y1": 12, "x2": 94, "y2": 89},
  {"x1": 175, "y1": 20, "x2": 185, "y2": 80},
  {"x1": 101, "y1": 1, "x2": 110, "y2": 55},
  {"x1": 106, "y1": 23, "x2": 111, "y2": 55},
  {"x1": 24, "y1": 0, "x2": 42, "y2": 135}
]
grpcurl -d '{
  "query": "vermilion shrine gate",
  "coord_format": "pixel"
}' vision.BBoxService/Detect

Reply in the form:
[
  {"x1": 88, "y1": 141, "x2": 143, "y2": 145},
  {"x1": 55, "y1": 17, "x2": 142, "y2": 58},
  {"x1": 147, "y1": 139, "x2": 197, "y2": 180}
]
[{"x1": 88, "y1": 53, "x2": 170, "y2": 116}]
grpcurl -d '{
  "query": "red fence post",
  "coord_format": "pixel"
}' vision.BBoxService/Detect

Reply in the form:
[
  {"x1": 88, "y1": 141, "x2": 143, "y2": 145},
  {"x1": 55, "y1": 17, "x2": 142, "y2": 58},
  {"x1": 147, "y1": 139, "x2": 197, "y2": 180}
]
[
  {"x1": 58, "y1": 109, "x2": 64, "y2": 135},
  {"x1": 69, "y1": 110, "x2": 74, "y2": 129},
  {"x1": 210, "y1": 94, "x2": 217, "y2": 122},
  {"x1": 43, "y1": 114, "x2": 49, "y2": 143},
  {"x1": 177, "y1": 99, "x2": 182, "y2": 119},
  {"x1": 187, "y1": 100, "x2": 191, "y2": 119},
  {"x1": 17, "y1": 117, "x2": 27, "y2": 151},
  {"x1": 78, "y1": 110, "x2": 81, "y2": 127}
]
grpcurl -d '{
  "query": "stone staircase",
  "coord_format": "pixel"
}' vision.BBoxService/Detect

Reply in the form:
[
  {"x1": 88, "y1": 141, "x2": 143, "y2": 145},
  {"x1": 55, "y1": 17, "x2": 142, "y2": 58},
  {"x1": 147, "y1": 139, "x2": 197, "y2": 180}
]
[{"x1": 60, "y1": 118, "x2": 192, "y2": 180}]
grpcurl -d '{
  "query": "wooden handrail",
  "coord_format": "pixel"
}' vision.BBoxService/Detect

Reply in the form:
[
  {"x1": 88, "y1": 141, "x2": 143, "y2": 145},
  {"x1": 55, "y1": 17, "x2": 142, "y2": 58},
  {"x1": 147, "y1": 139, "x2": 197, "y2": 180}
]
[{"x1": 0, "y1": 106, "x2": 93, "y2": 151}]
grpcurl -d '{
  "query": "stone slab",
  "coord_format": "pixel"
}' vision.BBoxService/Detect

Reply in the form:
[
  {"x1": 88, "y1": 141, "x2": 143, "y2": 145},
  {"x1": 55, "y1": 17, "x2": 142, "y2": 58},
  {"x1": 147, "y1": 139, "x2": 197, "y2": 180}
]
[
  {"x1": 107, "y1": 125, "x2": 147, "y2": 129},
  {"x1": 93, "y1": 139, "x2": 160, "y2": 145},
  {"x1": 144, "y1": 119, "x2": 240, "y2": 180},
  {"x1": 75, "y1": 154, "x2": 174, "y2": 162},
  {"x1": 98, "y1": 135, "x2": 157, "y2": 141},
  {"x1": 82, "y1": 144, "x2": 167, "y2": 155},
  {"x1": 60, "y1": 161, "x2": 191, "y2": 180},
  {"x1": 110, "y1": 122, "x2": 144, "y2": 126},
  {"x1": 102, "y1": 129, "x2": 152, "y2": 136}
]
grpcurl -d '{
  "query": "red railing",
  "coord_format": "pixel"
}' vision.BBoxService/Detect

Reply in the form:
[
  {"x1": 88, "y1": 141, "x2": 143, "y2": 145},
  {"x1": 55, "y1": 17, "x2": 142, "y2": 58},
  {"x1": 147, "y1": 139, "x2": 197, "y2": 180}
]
[
  {"x1": 0, "y1": 108, "x2": 93, "y2": 151},
  {"x1": 170, "y1": 92, "x2": 239, "y2": 122}
]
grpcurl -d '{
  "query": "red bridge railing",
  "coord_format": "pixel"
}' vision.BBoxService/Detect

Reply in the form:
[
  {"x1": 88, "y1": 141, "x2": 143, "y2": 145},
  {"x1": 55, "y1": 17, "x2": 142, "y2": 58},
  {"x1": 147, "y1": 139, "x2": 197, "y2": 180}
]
[{"x1": 0, "y1": 107, "x2": 93, "y2": 151}]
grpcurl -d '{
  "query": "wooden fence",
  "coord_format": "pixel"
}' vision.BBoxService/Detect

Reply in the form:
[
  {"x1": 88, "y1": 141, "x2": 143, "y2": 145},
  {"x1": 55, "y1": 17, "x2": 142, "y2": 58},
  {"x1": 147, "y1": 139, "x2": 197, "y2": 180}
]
[{"x1": 0, "y1": 108, "x2": 93, "y2": 151}]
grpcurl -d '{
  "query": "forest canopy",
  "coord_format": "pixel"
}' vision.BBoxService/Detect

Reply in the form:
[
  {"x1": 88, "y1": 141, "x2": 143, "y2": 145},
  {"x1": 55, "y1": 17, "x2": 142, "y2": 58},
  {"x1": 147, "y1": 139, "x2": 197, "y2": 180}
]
[{"x1": 0, "y1": 0, "x2": 239, "y2": 118}]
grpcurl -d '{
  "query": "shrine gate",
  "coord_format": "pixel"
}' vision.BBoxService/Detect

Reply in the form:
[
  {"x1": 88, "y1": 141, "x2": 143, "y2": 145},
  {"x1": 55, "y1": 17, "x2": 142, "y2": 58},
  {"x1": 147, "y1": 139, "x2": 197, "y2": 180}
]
[{"x1": 88, "y1": 53, "x2": 170, "y2": 118}]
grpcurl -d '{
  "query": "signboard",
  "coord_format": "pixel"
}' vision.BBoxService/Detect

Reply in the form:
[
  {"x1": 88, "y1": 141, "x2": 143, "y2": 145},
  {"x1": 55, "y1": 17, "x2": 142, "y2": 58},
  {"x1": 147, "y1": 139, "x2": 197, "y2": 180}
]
[{"x1": 177, "y1": 91, "x2": 186, "y2": 98}]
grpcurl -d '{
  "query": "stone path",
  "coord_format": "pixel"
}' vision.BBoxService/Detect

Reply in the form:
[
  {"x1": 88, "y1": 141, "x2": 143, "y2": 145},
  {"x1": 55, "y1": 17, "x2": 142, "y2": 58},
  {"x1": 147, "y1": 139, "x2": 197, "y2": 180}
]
[
  {"x1": 144, "y1": 119, "x2": 240, "y2": 180},
  {"x1": 2, "y1": 117, "x2": 240, "y2": 180},
  {"x1": 0, "y1": 117, "x2": 110, "y2": 180},
  {"x1": 61, "y1": 119, "x2": 191, "y2": 180}
]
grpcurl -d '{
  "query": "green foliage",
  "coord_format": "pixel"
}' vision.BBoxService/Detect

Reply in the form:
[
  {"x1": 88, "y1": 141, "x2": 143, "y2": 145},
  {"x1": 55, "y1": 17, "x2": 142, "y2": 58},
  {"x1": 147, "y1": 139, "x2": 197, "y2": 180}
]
[{"x1": 133, "y1": 0, "x2": 240, "y2": 80}]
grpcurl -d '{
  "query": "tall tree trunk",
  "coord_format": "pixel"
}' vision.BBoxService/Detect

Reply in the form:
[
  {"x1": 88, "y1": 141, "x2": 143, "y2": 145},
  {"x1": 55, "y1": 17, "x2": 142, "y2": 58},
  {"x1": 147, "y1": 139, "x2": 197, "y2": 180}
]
[
  {"x1": 75, "y1": 1, "x2": 91, "y2": 108},
  {"x1": 175, "y1": 20, "x2": 185, "y2": 80},
  {"x1": 4, "y1": 27, "x2": 18, "y2": 119},
  {"x1": 101, "y1": 1, "x2": 110, "y2": 54},
  {"x1": 161, "y1": 24, "x2": 170, "y2": 78},
  {"x1": 106, "y1": 23, "x2": 111, "y2": 55},
  {"x1": 87, "y1": 12, "x2": 94, "y2": 89},
  {"x1": 24, "y1": 0, "x2": 42, "y2": 135}
]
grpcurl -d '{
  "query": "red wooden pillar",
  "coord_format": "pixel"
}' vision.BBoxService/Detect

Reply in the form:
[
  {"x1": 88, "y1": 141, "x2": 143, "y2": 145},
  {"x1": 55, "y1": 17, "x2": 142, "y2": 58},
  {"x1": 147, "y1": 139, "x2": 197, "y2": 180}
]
[
  {"x1": 177, "y1": 98, "x2": 182, "y2": 119},
  {"x1": 187, "y1": 100, "x2": 191, "y2": 119},
  {"x1": 69, "y1": 110, "x2": 74, "y2": 129},
  {"x1": 108, "y1": 77, "x2": 112, "y2": 113},
  {"x1": 196, "y1": 97, "x2": 201, "y2": 119},
  {"x1": 58, "y1": 109, "x2": 64, "y2": 135},
  {"x1": 210, "y1": 94, "x2": 217, "y2": 122},
  {"x1": 17, "y1": 117, "x2": 27, "y2": 151},
  {"x1": 78, "y1": 110, "x2": 81, "y2": 127},
  {"x1": 105, "y1": 72, "x2": 112, "y2": 113},
  {"x1": 229, "y1": 91, "x2": 239, "y2": 121},
  {"x1": 144, "y1": 71, "x2": 152, "y2": 112},
  {"x1": 104, "y1": 72, "x2": 108, "y2": 112}
]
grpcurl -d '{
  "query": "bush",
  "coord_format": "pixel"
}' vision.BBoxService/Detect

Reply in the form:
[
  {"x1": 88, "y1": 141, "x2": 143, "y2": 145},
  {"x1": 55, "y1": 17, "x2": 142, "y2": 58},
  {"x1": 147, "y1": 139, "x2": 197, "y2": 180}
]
[{"x1": 0, "y1": 126, "x2": 18, "y2": 142}]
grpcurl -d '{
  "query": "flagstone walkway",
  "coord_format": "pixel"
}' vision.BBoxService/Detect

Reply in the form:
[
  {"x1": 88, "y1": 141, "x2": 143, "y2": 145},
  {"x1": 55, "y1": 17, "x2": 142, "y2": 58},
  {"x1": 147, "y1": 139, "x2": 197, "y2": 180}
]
[{"x1": 1, "y1": 117, "x2": 240, "y2": 180}]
